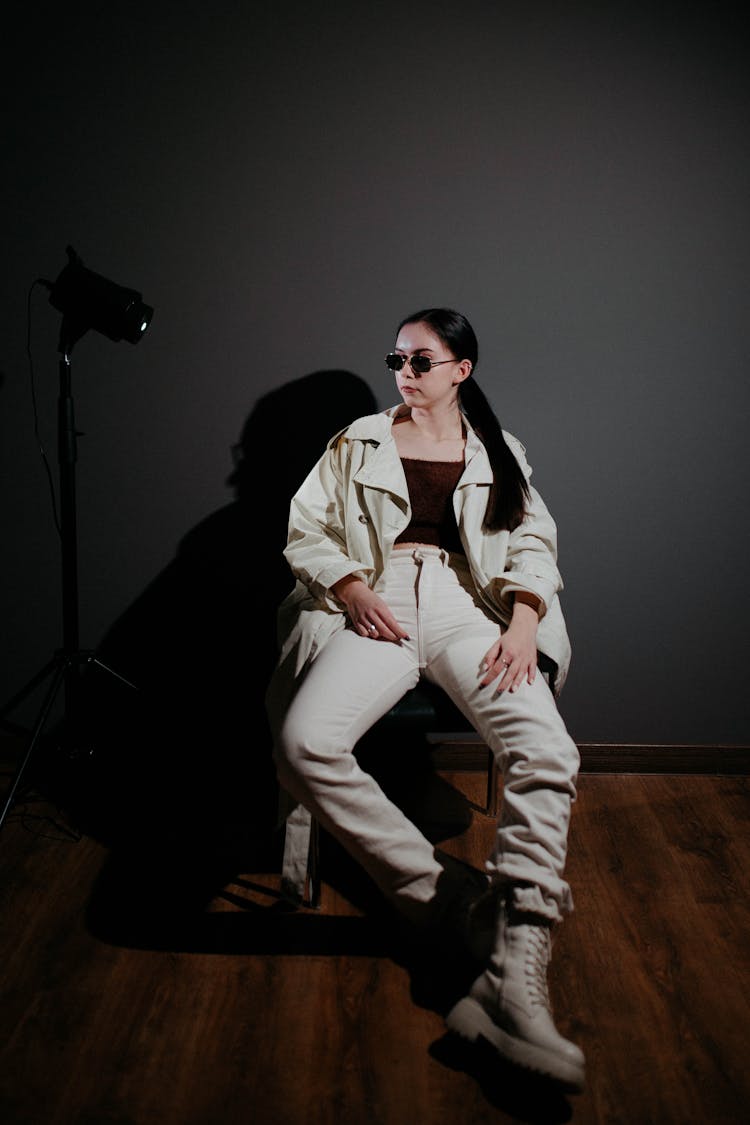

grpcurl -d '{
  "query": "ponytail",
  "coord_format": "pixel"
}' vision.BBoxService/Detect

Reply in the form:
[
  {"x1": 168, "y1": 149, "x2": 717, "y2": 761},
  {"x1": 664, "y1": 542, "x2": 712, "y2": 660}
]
[{"x1": 459, "y1": 377, "x2": 529, "y2": 532}]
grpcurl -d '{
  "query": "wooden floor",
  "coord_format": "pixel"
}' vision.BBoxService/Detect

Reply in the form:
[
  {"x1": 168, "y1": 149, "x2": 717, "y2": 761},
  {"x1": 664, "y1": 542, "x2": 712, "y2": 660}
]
[{"x1": 2, "y1": 747, "x2": 750, "y2": 1125}]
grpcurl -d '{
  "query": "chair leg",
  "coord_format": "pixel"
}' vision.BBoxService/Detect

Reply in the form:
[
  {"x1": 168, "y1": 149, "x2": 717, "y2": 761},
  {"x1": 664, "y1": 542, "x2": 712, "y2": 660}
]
[
  {"x1": 306, "y1": 816, "x2": 322, "y2": 909},
  {"x1": 486, "y1": 749, "x2": 499, "y2": 817}
]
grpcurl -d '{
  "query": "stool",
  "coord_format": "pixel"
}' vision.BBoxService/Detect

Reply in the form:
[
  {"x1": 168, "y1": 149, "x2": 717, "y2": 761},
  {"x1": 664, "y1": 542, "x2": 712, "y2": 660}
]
[{"x1": 280, "y1": 680, "x2": 499, "y2": 909}]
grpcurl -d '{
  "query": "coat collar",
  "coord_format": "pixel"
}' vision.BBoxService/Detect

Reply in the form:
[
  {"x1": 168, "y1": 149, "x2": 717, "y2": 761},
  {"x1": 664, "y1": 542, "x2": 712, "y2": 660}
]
[{"x1": 336, "y1": 404, "x2": 494, "y2": 493}]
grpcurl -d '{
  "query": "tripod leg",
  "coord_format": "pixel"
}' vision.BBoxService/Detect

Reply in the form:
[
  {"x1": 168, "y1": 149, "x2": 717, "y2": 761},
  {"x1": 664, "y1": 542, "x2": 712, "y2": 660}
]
[
  {"x1": 0, "y1": 657, "x2": 61, "y2": 735},
  {"x1": 0, "y1": 657, "x2": 69, "y2": 834},
  {"x1": 87, "y1": 656, "x2": 139, "y2": 693}
]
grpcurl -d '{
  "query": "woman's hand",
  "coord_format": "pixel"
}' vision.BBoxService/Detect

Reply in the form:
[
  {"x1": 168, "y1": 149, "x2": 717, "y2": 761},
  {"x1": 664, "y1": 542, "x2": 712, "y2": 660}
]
[
  {"x1": 480, "y1": 594, "x2": 540, "y2": 692},
  {"x1": 332, "y1": 576, "x2": 410, "y2": 644}
]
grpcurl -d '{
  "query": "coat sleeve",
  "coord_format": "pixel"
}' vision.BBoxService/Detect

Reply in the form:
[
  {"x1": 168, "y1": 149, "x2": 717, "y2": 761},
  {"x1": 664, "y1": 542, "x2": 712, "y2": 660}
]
[
  {"x1": 282, "y1": 434, "x2": 374, "y2": 611},
  {"x1": 494, "y1": 435, "x2": 563, "y2": 618}
]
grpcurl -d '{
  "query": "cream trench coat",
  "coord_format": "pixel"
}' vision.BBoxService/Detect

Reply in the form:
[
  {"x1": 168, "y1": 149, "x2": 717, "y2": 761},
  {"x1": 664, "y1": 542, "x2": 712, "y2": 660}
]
[
  {"x1": 266, "y1": 404, "x2": 573, "y2": 899},
  {"x1": 270, "y1": 404, "x2": 571, "y2": 704}
]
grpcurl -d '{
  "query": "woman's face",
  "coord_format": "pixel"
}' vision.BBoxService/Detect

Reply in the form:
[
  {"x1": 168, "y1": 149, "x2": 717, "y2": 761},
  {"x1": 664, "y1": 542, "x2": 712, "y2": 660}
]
[{"x1": 392, "y1": 320, "x2": 470, "y2": 408}]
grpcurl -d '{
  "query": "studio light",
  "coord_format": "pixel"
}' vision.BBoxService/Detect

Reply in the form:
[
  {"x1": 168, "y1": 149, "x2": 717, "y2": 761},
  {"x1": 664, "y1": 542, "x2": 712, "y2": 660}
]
[
  {"x1": 0, "y1": 245, "x2": 154, "y2": 837},
  {"x1": 47, "y1": 245, "x2": 154, "y2": 345}
]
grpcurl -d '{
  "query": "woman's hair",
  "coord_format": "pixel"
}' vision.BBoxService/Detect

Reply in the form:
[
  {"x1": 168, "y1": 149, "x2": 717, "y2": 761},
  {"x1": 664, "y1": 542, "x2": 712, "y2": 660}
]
[{"x1": 396, "y1": 308, "x2": 530, "y2": 531}]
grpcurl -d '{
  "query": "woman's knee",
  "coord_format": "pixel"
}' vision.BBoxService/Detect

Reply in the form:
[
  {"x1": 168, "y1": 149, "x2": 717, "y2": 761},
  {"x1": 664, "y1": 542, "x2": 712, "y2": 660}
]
[
  {"x1": 499, "y1": 728, "x2": 580, "y2": 795},
  {"x1": 272, "y1": 707, "x2": 344, "y2": 782},
  {"x1": 272, "y1": 710, "x2": 309, "y2": 779}
]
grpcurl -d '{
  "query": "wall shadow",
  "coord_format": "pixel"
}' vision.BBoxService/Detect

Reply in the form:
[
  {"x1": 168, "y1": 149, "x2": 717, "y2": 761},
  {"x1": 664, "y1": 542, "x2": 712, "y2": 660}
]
[{"x1": 48, "y1": 370, "x2": 379, "y2": 863}]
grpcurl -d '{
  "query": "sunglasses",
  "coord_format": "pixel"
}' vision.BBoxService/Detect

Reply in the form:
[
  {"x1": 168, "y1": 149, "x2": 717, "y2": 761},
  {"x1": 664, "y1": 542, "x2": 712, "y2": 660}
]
[{"x1": 384, "y1": 353, "x2": 458, "y2": 375}]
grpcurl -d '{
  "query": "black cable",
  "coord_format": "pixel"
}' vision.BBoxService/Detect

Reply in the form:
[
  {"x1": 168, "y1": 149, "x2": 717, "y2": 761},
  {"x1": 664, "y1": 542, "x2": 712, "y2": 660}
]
[{"x1": 27, "y1": 278, "x2": 61, "y2": 536}]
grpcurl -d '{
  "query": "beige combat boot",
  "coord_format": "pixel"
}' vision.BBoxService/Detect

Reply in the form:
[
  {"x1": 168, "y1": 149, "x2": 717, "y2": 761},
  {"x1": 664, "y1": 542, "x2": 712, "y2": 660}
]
[{"x1": 446, "y1": 902, "x2": 586, "y2": 1093}]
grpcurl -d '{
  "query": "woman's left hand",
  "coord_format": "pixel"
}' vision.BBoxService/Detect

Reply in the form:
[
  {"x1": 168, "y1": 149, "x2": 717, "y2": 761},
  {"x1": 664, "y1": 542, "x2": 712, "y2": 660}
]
[{"x1": 479, "y1": 596, "x2": 540, "y2": 693}]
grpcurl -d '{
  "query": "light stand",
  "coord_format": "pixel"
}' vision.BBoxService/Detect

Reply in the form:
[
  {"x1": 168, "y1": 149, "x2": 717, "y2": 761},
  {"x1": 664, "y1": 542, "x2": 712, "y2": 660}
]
[{"x1": 0, "y1": 247, "x2": 154, "y2": 834}]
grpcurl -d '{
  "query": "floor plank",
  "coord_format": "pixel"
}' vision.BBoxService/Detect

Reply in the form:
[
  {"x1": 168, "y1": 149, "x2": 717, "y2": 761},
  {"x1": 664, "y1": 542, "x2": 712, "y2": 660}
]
[{"x1": 1, "y1": 767, "x2": 749, "y2": 1124}]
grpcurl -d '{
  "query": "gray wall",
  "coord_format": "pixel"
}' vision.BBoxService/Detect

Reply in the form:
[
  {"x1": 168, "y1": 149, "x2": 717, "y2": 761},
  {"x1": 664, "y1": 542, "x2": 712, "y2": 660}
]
[{"x1": 2, "y1": 1, "x2": 748, "y2": 744}]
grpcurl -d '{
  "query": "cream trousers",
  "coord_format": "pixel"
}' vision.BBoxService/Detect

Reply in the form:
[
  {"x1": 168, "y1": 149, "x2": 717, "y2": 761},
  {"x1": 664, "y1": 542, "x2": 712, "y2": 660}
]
[{"x1": 273, "y1": 547, "x2": 580, "y2": 923}]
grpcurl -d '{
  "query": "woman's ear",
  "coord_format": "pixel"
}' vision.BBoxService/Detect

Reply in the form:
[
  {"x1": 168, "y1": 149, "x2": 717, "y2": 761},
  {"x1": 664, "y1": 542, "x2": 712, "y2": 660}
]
[{"x1": 453, "y1": 359, "x2": 473, "y2": 384}]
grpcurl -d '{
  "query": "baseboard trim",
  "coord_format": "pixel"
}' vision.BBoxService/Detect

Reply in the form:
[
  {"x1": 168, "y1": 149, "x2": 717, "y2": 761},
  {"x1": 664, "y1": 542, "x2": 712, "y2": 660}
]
[
  {"x1": 429, "y1": 736, "x2": 750, "y2": 776},
  {"x1": 2, "y1": 730, "x2": 747, "y2": 778}
]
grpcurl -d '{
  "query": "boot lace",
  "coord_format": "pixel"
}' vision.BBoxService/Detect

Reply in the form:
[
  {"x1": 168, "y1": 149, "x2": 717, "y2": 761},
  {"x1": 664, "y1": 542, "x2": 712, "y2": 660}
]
[{"x1": 523, "y1": 925, "x2": 551, "y2": 1009}]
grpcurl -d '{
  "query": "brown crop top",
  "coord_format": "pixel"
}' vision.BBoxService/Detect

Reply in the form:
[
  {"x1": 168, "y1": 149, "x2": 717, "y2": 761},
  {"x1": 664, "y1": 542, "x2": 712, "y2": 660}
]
[{"x1": 394, "y1": 457, "x2": 465, "y2": 553}]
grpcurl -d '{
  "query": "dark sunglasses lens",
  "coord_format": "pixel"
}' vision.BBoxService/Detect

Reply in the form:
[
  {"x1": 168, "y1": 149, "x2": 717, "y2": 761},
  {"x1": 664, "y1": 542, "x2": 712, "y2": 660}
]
[
  {"x1": 385, "y1": 353, "x2": 405, "y2": 371},
  {"x1": 410, "y1": 355, "x2": 431, "y2": 374}
]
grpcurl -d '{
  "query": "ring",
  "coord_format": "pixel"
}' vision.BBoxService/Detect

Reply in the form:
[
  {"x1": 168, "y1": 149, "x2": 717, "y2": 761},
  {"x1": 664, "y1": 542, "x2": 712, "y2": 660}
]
[
  {"x1": 501, "y1": 659, "x2": 510, "y2": 666},
  {"x1": 368, "y1": 625, "x2": 377, "y2": 634}
]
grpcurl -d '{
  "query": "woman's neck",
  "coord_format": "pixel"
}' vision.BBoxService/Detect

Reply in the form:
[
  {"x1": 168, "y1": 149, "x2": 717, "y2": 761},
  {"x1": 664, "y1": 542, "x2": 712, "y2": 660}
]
[
  {"x1": 403, "y1": 405, "x2": 464, "y2": 443},
  {"x1": 392, "y1": 406, "x2": 466, "y2": 462}
]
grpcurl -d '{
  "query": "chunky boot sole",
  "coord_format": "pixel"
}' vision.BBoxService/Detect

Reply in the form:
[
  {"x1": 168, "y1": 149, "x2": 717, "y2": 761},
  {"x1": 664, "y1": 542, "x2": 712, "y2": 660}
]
[{"x1": 446, "y1": 996, "x2": 585, "y2": 1094}]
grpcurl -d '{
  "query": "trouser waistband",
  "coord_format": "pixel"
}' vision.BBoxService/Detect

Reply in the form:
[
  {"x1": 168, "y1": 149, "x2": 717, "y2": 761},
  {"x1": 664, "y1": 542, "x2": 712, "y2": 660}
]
[{"x1": 388, "y1": 546, "x2": 466, "y2": 566}]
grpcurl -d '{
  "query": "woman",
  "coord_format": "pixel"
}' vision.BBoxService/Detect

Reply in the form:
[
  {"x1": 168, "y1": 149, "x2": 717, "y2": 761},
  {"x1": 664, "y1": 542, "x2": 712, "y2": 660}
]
[{"x1": 266, "y1": 308, "x2": 585, "y2": 1092}]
